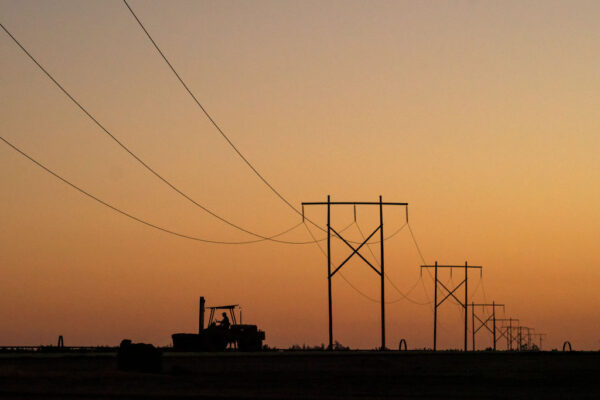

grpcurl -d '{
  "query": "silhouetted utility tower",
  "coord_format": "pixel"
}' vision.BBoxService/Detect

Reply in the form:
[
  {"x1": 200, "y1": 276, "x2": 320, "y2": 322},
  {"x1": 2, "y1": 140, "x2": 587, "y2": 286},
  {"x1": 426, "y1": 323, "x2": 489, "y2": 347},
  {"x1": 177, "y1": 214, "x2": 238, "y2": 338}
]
[
  {"x1": 470, "y1": 302, "x2": 504, "y2": 351},
  {"x1": 511, "y1": 323, "x2": 522, "y2": 350},
  {"x1": 518, "y1": 326, "x2": 533, "y2": 350},
  {"x1": 302, "y1": 196, "x2": 408, "y2": 350},
  {"x1": 508, "y1": 323, "x2": 523, "y2": 350},
  {"x1": 526, "y1": 327, "x2": 534, "y2": 349},
  {"x1": 420, "y1": 261, "x2": 482, "y2": 351},
  {"x1": 496, "y1": 318, "x2": 519, "y2": 350}
]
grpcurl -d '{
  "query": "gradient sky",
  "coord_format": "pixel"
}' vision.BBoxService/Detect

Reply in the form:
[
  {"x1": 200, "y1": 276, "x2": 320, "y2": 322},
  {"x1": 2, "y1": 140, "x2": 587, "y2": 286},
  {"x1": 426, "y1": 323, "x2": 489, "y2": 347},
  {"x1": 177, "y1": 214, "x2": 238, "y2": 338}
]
[{"x1": 1, "y1": 0, "x2": 599, "y2": 350}]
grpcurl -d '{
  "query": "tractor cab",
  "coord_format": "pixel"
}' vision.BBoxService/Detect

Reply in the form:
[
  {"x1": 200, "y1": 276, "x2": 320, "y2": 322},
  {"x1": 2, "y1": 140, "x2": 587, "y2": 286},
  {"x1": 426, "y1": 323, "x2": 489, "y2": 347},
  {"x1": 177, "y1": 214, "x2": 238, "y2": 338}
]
[{"x1": 207, "y1": 304, "x2": 241, "y2": 329}]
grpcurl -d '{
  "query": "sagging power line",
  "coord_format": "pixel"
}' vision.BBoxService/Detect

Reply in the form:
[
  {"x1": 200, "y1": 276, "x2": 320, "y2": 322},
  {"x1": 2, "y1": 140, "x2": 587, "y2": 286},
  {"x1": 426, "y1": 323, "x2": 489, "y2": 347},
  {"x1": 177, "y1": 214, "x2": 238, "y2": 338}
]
[
  {"x1": 354, "y1": 222, "x2": 431, "y2": 306},
  {"x1": 0, "y1": 21, "x2": 321, "y2": 245},
  {"x1": 1, "y1": 20, "x2": 407, "y2": 248},
  {"x1": 0, "y1": 136, "x2": 305, "y2": 244},
  {"x1": 122, "y1": 0, "x2": 322, "y2": 232}
]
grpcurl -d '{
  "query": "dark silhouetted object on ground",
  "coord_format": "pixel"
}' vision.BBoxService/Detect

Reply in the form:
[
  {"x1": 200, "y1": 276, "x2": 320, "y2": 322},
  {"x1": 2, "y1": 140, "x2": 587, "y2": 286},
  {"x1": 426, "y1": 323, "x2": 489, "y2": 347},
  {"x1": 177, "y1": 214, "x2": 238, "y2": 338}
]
[
  {"x1": 2, "y1": 351, "x2": 600, "y2": 398},
  {"x1": 399, "y1": 339, "x2": 407, "y2": 351},
  {"x1": 172, "y1": 297, "x2": 265, "y2": 352},
  {"x1": 117, "y1": 339, "x2": 162, "y2": 373}
]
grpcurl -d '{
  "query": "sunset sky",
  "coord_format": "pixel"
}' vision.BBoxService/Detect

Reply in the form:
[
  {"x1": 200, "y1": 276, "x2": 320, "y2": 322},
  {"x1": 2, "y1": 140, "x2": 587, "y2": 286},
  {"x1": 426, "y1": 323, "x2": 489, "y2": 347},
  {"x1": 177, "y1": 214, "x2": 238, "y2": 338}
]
[{"x1": 1, "y1": 0, "x2": 599, "y2": 350}]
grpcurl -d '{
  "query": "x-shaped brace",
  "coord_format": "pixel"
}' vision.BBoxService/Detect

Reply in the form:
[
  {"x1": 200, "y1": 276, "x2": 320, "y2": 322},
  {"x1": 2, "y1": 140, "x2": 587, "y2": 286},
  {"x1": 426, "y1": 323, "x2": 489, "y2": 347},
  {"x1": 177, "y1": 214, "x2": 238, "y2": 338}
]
[
  {"x1": 330, "y1": 225, "x2": 381, "y2": 277},
  {"x1": 495, "y1": 326, "x2": 509, "y2": 343},
  {"x1": 474, "y1": 313, "x2": 494, "y2": 335},
  {"x1": 437, "y1": 279, "x2": 466, "y2": 307}
]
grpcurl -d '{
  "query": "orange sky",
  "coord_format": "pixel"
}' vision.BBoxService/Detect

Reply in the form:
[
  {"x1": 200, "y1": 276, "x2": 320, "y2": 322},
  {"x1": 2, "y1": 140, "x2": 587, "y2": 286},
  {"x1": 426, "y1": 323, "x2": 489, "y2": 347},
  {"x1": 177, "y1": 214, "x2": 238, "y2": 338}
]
[{"x1": 1, "y1": 0, "x2": 599, "y2": 350}]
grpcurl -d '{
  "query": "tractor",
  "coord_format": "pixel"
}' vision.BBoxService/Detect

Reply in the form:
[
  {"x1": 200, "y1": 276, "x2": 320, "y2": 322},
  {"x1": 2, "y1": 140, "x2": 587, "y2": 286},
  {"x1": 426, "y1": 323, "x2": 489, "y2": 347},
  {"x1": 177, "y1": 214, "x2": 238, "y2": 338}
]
[{"x1": 172, "y1": 297, "x2": 265, "y2": 352}]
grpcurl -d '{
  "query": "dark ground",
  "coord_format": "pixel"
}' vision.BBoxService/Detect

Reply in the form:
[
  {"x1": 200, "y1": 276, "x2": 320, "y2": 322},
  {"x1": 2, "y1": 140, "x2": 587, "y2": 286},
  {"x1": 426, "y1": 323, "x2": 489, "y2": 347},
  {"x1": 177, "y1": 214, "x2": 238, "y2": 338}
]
[{"x1": 0, "y1": 351, "x2": 598, "y2": 399}]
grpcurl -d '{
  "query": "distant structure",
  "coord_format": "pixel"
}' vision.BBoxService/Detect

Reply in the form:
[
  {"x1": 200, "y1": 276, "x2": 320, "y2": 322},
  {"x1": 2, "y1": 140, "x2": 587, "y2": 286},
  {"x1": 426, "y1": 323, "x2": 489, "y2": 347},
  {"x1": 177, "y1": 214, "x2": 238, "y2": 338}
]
[
  {"x1": 470, "y1": 302, "x2": 504, "y2": 351},
  {"x1": 420, "y1": 262, "x2": 482, "y2": 351},
  {"x1": 496, "y1": 318, "x2": 519, "y2": 350}
]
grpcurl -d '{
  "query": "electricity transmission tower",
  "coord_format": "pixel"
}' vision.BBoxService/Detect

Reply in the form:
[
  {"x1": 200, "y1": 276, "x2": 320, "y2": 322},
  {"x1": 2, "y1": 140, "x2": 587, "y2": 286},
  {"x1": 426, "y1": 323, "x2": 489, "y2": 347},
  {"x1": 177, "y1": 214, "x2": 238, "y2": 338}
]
[
  {"x1": 509, "y1": 323, "x2": 524, "y2": 350},
  {"x1": 525, "y1": 327, "x2": 539, "y2": 349},
  {"x1": 302, "y1": 196, "x2": 407, "y2": 350},
  {"x1": 496, "y1": 318, "x2": 519, "y2": 350},
  {"x1": 470, "y1": 302, "x2": 504, "y2": 351},
  {"x1": 518, "y1": 326, "x2": 534, "y2": 350},
  {"x1": 420, "y1": 261, "x2": 482, "y2": 351}
]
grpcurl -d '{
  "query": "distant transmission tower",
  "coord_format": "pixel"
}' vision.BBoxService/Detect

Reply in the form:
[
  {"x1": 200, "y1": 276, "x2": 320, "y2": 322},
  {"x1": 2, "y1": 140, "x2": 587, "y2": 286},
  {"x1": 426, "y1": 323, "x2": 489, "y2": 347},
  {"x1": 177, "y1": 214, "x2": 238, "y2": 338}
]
[
  {"x1": 496, "y1": 318, "x2": 519, "y2": 350},
  {"x1": 420, "y1": 262, "x2": 482, "y2": 351},
  {"x1": 518, "y1": 326, "x2": 534, "y2": 350},
  {"x1": 470, "y1": 302, "x2": 504, "y2": 351}
]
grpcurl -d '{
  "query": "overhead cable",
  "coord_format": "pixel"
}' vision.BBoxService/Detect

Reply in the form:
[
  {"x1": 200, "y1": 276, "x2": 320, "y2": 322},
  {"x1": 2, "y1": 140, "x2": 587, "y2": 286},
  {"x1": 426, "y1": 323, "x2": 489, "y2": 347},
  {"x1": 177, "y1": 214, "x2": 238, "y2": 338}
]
[
  {"x1": 0, "y1": 21, "x2": 322, "y2": 245},
  {"x1": 354, "y1": 221, "x2": 431, "y2": 305},
  {"x1": 0, "y1": 136, "x2": 319, "y2": 244},
  {"x1": 0, "y1": 20, "x2": 411, "y2": 247},
  {"x1": 407, "y1": 222, "x2": 427, "y2": 265},
  {"x1": 122, "y1": 0, "x2": 324, "y2": 231},
  {"x1": 302, "y1": 221, "x2": 401, "y2": 304}
]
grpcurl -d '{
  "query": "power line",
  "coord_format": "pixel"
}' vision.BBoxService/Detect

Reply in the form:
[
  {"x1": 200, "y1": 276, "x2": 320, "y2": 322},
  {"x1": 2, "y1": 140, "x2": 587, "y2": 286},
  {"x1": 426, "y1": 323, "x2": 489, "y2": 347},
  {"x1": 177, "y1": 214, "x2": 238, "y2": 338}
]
[
  {"x1": 407, "y1": 222, "x2": 427, "y2": 264},
  {"x1": 385, "y1": 274, "x2": 431, "y2": 306},
  {"x1": 303, "y1": 205, "x2": 408, "y2": 245},
  {"x1": 420, "y1": 274, "x2": 434, "y2": 310},
  {"x1": 302, "y1": 221, "x2": 387, "y2": 303},
  {"x1": 352, "y1": 221, "x2": 408, "y2": 245},
  {"x1": 122, "y1": 0, "x2": 324, "y2": 232},
  {"x1": 419, "y1": 270, "x2": 455, "y2": 335},
  {"x1": 303, "y1": 218, "x2": 431, "y2": 306},
  {"x1": 1, "y1": 19, "x2": 410, "y2": 247},
  {"x1": 354, "y1": 221, "x2": 430, "y2": 305},
  {"x1": 0, "y1": 20, "x2": 316, "y2": 245},
  {"x1": 407, "y1": 223, "x2": 471, "y2": 337},
  {"x1": 407, "y1": 223, "x2": 453, "y2": 307},
  {"x1": 0, "y1": 135, "x2": 317, "y2": 245},
  {"x1": 481, "y1": 277, "x2": 489, "y2": 304},
  {"x1": 354, "y1": 221, "x2": 382, "y2": 266},
  {"x1": 411, "y1": 224, "x2": 470, "y2": 311},
  {"x1": 471, "y1": 274, "x2": 483, "y2": 299}
]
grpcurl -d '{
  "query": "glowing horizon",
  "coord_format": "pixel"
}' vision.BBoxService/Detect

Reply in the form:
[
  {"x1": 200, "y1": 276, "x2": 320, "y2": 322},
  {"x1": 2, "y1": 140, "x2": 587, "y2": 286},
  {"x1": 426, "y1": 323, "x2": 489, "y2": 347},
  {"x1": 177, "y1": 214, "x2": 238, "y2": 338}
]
[{"x1": 1, "y1": 0, "x2": 599, "y2": 351}]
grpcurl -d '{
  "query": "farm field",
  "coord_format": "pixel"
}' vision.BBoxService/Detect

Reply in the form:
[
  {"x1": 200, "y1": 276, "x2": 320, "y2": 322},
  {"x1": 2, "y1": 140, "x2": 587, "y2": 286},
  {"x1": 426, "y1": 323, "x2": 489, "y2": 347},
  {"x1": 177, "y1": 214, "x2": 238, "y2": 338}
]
[{"x1": 0, "y1": 351, "x2": 598, "y2": 399}]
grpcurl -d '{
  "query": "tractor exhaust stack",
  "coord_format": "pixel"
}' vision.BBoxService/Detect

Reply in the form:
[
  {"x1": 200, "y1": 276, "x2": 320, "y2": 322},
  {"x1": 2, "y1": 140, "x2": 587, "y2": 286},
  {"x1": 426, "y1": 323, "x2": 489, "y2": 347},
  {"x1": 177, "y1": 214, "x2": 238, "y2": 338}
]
[{"x1": 199, "y1": 296, "x2": 205, "y2": 333}]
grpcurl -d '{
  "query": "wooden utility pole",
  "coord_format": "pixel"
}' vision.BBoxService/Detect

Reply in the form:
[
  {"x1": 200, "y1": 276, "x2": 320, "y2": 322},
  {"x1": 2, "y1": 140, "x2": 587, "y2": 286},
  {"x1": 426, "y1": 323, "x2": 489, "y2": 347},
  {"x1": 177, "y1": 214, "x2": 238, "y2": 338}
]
[
  {"x1": 302, "y1": 196, "x2": 407, "y2": 350},
  {"x1": 496, "y1": 318, "x2": 519, "y2": 350},
  {"x1": 470, "y1": 302, "x2": 505, "y2": 350},
  {"x1": 420, "y1": 262, "x2": 482, "y2": 351}
]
